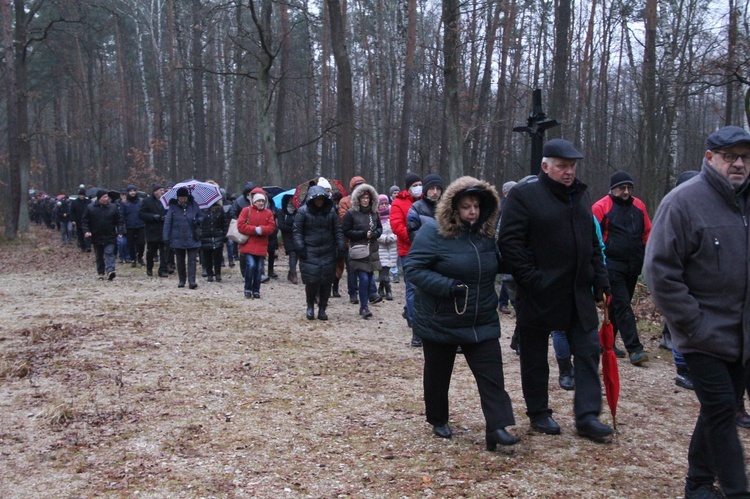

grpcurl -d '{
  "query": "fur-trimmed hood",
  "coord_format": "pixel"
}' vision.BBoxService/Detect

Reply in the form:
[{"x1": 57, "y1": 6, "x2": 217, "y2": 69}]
[
  {"x1": 350, "y1": 183, "x2": 379, "y2": 212},
  {"x1": 435, "y1": 176, "x2": 500, "y2": 239}
]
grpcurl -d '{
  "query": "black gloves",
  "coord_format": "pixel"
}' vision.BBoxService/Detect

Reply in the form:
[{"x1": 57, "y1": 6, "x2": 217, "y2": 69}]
[
  {"x1": 595, "y1": 288, "x2": 611, "y2": 303},
  {"x1": 450, "y1": 280, "x2": 467, "y2": 297},
  {"x1": 153, "y1": 214, "x2": 161, "y2": 221}
]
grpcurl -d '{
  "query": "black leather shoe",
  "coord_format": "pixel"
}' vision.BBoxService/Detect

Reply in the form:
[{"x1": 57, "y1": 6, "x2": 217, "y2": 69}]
[
  {"x1": 318, "y1": 309, "x2": 328, "y2": 321},
  {"x1": 576, "y1": 419, "x2": 614, "y2": 442},
  {"x1": 350, "y1": 296, "x2": 359, "y2": 304},
  {"x1": 559, "y1": 373, "x2": 575, "y2": 391},
  {"x1": 530, "y1": 416, "x2": 561, "y2": 435},
  {"x1": 433, "y1": 423, "x2": 452, "y2": 439},
  {"x1": 306, "y1": 306, "x2": 315, "y2": 320},
  {"x1": 486, "y1": 428, "x2": 520, "y2": 450}
]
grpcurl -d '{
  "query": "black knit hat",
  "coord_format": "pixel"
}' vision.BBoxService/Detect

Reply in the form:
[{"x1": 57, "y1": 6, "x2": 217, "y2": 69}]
[
  {"x1": 152, "y1": 183, "x2": 163, "y2": 192},
  {"x1": 176, "y1": 187, "x2": 190, "y2": 197},
  {"x1": 243, "y1": 181, "x2": 256, "y2": 195},
  {"x1": 404, "y1": 172, "x2": 422, "y2": 190},
  {"x1": 422, "y1": 173, "x2": 443, "y2": 191},
  {"x1": 96, "y1": 190, "x2": 107, "y2": 199},
  {"x1": 78, "y1": 188, "x2": 86, "y2": 195},
  {"x1": 610, "y1": 171, "x2": 634, "y2": 189}
]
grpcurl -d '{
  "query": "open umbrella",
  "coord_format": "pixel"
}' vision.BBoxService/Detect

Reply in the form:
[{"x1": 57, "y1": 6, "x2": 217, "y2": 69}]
[
  {"x1": 160, "y1": 180, "x2": 223, "y2": 209},
  {"x1": 292, "y1": 178, "x2": 347, "y2": 208},
  {"x1": 272, "y1": 188, "x2": 297, "y2": 209},
  {"x1": 599, "y1": 295, "x2": 620, "y2": 431}
]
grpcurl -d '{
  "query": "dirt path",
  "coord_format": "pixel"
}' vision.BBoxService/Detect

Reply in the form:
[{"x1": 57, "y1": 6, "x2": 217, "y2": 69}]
[{"x1": 0, "y1": 226, "x2": 744, "y2": 497}]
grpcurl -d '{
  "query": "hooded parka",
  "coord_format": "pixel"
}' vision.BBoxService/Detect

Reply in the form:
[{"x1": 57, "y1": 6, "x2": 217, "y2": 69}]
[
  {"x1": 406, "y1": 177, "x2": 502, "y2": 344},
  {"x1": 293, "y1": 186, "x2": 345, "y2": 285},
  {"x1": 342, "y1": 184, "x2": 383, "y2": 274}
]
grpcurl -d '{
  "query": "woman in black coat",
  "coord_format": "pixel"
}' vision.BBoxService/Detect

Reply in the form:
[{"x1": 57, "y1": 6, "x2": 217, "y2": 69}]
[
  {"x1": 406, "y1": 176, "x2": 519, "y2": 450},
  {"x1": 200, "y1": 201, "x2": 229, "y2": 282},
  {"x1": 293, "y1": 186, "x2": 345, "y2": 320},
  {"x1": 342, "y1": 183, "x2": 383, "y2": 319},
  {"x1": 276, "y1": 194, "x2": 299, "y2": 284}
]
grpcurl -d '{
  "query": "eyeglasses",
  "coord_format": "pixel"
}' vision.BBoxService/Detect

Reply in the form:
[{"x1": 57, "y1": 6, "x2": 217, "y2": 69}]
[{"x1": 716, "y1": 151, "x2": 750, "y2": 164}]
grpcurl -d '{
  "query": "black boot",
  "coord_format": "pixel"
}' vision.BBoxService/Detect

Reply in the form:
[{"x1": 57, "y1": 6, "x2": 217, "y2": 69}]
[
  {"x1": 558, "y1": 357, "x2": 575, "y2": 391},
  {"x1": 385, "y1": 282, "x2": 393, "y2": 301},
  {"x1": 306, "y1": 304, "x2": 315, "y2": 320},
  {"x1": 378, "y1": 281, "x2": 385, "y2": 297},
  {"x1": 318, "y1": 307, "x2": 328, "y2": 321},
  {"x1": 332, "y1": 278, "x2": 341, "y2": 297}
]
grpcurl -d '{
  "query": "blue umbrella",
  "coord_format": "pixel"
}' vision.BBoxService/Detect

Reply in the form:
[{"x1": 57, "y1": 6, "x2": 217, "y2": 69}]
[{"x1": 272, "y1": 188, "x2": 296, "y2": 209}]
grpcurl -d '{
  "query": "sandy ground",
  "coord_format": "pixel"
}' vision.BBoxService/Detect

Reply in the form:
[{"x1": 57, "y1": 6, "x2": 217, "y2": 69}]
[{"x1": 0, "y1": 225, "x2": 747, "y2": 498}]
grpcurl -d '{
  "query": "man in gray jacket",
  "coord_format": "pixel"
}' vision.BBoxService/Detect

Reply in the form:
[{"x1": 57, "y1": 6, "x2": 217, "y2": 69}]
[{"x1": 644, "y1": 125, "x2": 750, "y2": 498}]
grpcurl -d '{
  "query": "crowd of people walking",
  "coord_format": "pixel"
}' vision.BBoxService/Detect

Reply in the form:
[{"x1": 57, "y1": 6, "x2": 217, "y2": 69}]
[{"x1": 27, "y1": 124, "x2": 750, "y2": 498}]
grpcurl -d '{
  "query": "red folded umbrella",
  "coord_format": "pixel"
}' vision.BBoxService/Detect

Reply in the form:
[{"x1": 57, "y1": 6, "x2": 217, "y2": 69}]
[{"x1": 599, "y1": 295, "x2": 620, "y2": 431}]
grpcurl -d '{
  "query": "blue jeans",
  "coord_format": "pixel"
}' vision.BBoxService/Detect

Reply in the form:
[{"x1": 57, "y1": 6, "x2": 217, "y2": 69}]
[
  {"x1": 357, "y1": 270, "x2": 374, "y2": 309},
  {"x1": 60, "y1": 222, "x2": 73, "y2": 244},
  {"x1": 117, "y1": 236, "x2": 130, "y2": 261},
  {"x1": 243, "y1": 254, "x2": 264, "y2": 294},
  {"x1": 683, "y1": 353, "x2": 747, "y2": 496},
  {"x1": 552, "y1": 331, "x2": 571, "y2": 360},
  {"x1": 402, "y1": 255, "x2": 415, "y2": 320}
]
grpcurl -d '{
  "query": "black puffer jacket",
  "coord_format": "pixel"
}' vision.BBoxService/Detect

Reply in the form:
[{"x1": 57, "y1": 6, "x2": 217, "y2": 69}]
[
  {"x1": 406, "y1": 176, "x2": 502, "y2": 344},
  {"x1": 498, "y1": 171, "x2": 609, "y2": 332},
  {"x1": 293, "y1": 186, "x2": 345, "y2": 285},
  {"x1": 81, "y1": 201, "x2": 125, "y2": 245},
  {"x1": 200, "y1": 204, "x2": 229, "y2": 250},
  {"x1": 343, "y1": 184, "x2": 382, "y2": 274},
  {"x1": 139, "y1": 193, "x2": 167, "y2": 242}
]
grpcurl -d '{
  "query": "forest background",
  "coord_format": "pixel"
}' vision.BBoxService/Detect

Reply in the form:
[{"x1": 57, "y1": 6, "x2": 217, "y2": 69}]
[{"x1": 1, "y1": 0, "x2": 749, "y2": 237}]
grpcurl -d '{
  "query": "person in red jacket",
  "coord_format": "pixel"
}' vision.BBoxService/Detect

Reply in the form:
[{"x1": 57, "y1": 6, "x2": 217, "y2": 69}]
[
  {"x1": 238, "y1": 188, "x2": 276, "y2": 299},
  {"x1": 592, "y1": 171, "x2": 651, "y2": 365},
  {"x1": 390, "y1": 172, "x2": 422, "y2": 346}
]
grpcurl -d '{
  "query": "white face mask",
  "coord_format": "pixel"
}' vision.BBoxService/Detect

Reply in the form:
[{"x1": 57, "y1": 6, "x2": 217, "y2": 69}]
[{"x1": 409, "y1": 185, "x2": 423, "y2": 198}]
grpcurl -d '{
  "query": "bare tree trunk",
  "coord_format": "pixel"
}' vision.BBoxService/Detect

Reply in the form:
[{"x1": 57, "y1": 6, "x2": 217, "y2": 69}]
[
  {"x1": 276, "y1": 1, "x2": 292, "y2": 175},
  {"x1": 725, "y1": 0, "x2": 736, "y2": 124},
  {"x1": 639, "y1": 0, "x2": 657, "y2": 201},
  {"x1": 191, "y1": 0, "x2": 207, "y2": 178},
  {"x1": 2, "y1": 0, "x2": 37, "y2": 237},
  {"x1": 396, "y1": 0, "x2": 417, "y2": 182},
  {"x1": 167, "y1": 0, "x2": 178, "y2": 179},
  {"x1": 468, "y1": 0, "x2": 501, "y2": 176},
  {"x1": 442, "y1": 0, "x2": 463, "y2": 179},
  {"x1": 248, "y1": 0, "x2": 282, "y2": 186},
  {"x1": 326, "y1": 0, "x2": 356, "y2": 183},
  {"x1": 548, "y1": 0, "x2": 572, "y2": 130}
]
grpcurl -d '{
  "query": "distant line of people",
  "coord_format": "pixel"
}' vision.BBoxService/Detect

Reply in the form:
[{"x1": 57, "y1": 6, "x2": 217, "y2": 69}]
[{"x1": 32, "y1": 123, "x2": 750, "y2": 497}]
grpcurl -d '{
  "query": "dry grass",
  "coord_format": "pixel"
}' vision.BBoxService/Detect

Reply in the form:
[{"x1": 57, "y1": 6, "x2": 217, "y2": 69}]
[{"x1": 0, "y1": 225, "x2": 747, "y2": 498}]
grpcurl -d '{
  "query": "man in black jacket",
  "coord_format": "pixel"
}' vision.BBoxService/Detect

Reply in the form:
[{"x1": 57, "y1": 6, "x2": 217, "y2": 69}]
[
  {"x1": 592, "y1": 171, "x2": 651, "y2": 365},
  {"x1": 70, "y1": 189, "x2": 91, "y2": 252},
  {"x1": 139, "y1": 183, "x2": 169, "y2": 277},
  {"x1": 498, "y1": 139, "x2": 612, "y2": 442},
  {"x1": 82, "y1": 190, "x2": 124, "y2": 280}
]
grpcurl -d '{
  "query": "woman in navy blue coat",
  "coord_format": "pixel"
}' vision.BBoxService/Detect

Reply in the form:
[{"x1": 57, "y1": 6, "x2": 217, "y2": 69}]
[{"x1": 163, "y1": 188, "x2": 203, "y2": 289}]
